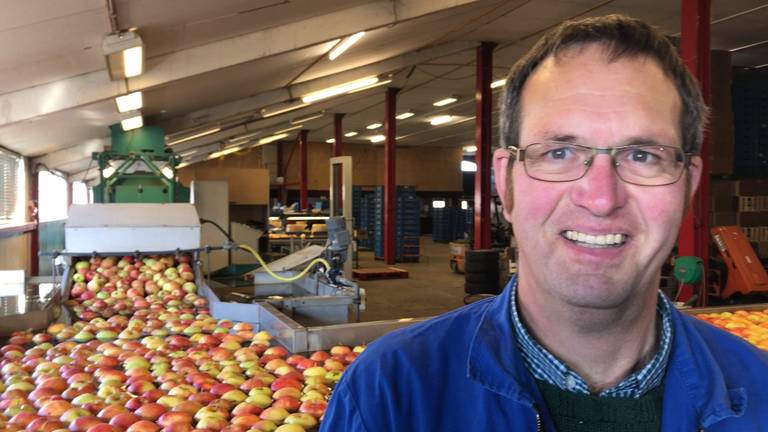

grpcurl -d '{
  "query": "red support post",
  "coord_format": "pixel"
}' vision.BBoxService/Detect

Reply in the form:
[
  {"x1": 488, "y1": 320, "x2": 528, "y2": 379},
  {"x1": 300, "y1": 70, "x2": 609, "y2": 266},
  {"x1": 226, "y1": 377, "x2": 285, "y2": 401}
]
[
  {"x1": 333, "y1": 113, "x2": 344, "y2": 157},
  {"x1": 29, "y1": 169, "x2": 39, "y2": 276},
  {"x1": 332, "y1": 113, "x2": 344, "y2": 215},
  {"x1": 384, "y1": 87, "x2": 400, "y2": 265},
  {"x1": 298, "y1": 130, "x2": 309, "y2": 211},
  {"x1": 678, "y1": 0, "x2": 711, "y2": 305},
  {"x1": 277, "y1": 142, "x2": 286, "y2": 205},
  {"x1": 474, "y1": 41, "x2": 496, "y2": 250}
]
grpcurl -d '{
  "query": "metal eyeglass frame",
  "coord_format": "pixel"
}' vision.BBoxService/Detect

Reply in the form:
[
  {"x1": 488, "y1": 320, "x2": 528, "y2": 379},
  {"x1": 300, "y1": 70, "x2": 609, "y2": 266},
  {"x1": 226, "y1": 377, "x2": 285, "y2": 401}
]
[{"x1": 506, "y1": 142, "x2": 694, "y2": 187}]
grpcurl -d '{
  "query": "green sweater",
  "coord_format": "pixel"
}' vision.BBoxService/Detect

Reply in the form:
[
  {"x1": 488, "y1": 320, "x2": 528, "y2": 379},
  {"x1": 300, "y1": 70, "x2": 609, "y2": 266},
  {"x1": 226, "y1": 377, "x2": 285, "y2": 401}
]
[{"x1": 536, "y1": 380, "x2": 664, "y2": 432}]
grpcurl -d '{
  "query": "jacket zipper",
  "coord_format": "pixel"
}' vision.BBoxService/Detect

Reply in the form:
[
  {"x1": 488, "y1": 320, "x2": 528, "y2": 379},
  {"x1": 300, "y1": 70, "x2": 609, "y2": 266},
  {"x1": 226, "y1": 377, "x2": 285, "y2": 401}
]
[{"x1": 534, "y1": 405, "x2": 542, "y2": 432}]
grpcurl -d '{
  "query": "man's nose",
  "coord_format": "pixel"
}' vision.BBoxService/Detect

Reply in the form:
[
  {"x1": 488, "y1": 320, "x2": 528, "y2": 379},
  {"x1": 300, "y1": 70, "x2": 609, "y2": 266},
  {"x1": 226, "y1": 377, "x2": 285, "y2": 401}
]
[{"x1": 569, "y1": 154, "x2": 626, "y2": 216}]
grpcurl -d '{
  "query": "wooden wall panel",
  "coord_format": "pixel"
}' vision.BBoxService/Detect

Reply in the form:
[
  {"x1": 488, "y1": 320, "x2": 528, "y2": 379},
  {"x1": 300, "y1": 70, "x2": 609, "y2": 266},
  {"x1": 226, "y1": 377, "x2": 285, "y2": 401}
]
[{"x1": 0, "y1": 233, "x2": 30, "y2": 271}]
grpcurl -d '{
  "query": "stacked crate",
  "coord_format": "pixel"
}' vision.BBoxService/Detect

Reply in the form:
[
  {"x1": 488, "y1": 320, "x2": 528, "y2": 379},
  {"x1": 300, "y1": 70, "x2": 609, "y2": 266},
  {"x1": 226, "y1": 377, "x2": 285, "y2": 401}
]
[
  {"x1": 732, "y1": 68, "x2": 768, "y2": 177},
  {"x1": 374, "y1": 186, "x2": 421, "y2": 261},
  {"x1": 432, "y1": 207, "x2": 472, "y2": 243},
  {"x1": 352, "y1": 187, "x2": 374, "y2": 250},
  {"x1": 710, "y1": 178, "x2": 768, "y2": 259}
]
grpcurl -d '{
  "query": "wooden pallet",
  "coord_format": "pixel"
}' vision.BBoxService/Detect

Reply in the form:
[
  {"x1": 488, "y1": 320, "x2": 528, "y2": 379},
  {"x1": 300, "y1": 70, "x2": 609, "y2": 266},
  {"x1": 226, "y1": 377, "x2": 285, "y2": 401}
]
[{"x1": 352, "y1": 267, "x2": 409, "y2": 280}]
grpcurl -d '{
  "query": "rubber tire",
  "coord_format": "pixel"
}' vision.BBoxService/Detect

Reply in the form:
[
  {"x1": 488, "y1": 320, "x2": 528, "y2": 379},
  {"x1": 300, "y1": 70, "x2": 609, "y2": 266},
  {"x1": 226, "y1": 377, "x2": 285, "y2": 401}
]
[
  {"x1": 464, "y1": 259, "x2": 499, "y2": 274},
  {"x1": 464, "y1": 280, "x2": 501, "y2": 295},
  {"x1": 464, "y1": 272, "x2": 499, "y2": 285},
  {"x1": 465, "y1": 249, "x2": 500, "y2": 264}
]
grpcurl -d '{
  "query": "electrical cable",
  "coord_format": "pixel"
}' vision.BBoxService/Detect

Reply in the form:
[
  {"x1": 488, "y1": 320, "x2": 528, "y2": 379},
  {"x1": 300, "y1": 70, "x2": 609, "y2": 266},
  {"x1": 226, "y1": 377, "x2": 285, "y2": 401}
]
[
  {"x1": 199, "y1": 218, "x2": 234, "y2": 242},
  {"x1": 238, "y1": 243, "x2": 331, "y2": 282}
]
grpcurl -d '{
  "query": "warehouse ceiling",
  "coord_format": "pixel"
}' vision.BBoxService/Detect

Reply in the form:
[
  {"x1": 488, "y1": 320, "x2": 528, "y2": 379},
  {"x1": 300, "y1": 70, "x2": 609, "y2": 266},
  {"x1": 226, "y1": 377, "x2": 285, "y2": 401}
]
[{"x1": 0, "y1": 0, "x2": 765, "y2": 182}]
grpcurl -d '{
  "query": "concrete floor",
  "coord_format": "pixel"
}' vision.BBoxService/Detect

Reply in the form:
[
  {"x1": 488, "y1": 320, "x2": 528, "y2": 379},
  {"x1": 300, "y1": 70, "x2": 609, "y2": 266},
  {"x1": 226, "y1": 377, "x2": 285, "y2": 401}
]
[{"x1": 354, "y1": 237, "x2": 469, "y2": 322}]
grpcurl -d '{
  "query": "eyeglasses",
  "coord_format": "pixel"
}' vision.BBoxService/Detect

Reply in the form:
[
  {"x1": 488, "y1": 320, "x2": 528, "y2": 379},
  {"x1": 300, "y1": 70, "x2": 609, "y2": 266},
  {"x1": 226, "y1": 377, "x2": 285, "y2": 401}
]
[{"x1": 508, "y1": 142, "x2": 692, "y2": 186}]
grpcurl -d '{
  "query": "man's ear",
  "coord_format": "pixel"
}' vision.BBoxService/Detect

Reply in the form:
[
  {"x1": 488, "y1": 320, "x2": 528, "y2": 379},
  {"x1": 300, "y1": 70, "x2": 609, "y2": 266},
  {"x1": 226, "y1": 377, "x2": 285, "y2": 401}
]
[
  {"x1": 686, "y1": 155, "x2": 703, "y2": 204},
  {"x1": 493, "y1": 148, "x2": 514, "y2": 222}
]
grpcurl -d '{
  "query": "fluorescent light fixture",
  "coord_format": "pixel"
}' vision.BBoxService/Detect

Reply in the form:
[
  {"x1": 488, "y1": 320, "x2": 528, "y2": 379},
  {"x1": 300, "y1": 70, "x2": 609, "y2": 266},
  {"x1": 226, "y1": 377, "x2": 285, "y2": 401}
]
[
  {"x1": 167, "y1": 127, "x2": 221, "y2": 146},
  {"x1": 177, "y1": 162, "x2": 190, "y2": 169},
  {"x1": 348, "y1": 79, "x2": 392, "y2": 94},
  {"x1": 209, "y1": 146, "x2": 242, "y2": 159},
  {"x1": 115, "y1": 91, "x2": 143, "y2": 113},
  {"x1": 120, "y1": 110, "x2": 143, "y2": 131},
  {"x1": 328, "y1": 31, "x2": 366, "y2": 61},
  {"x1": 461, "y1": 160, "x2": 477, "y2": 172},
  {"x1": 301, "y1": 76, "x2": 379, "y2": 103},
  {"x1": 432, "y1": 200, "x2": 446, "y2": 209},
  {"x1": 274, "y1": 124, "x2": 304, "y2": 134},
  {"x1": 290, "y1": 112, "x2": 324, "y2": 124},
  {"x1": 228, "y1": 130, "x2": 262, "y2": 143},
  {"x1": 433, "y1": 97, "x2": 457, "y2": 107},
  {"x1": 491, "y1": 79, "x2": 506, "y2": 89},
  {"x1": 366, "y1": 122, "x2": 382, "y2": 130},
  {"x1": 325, "y1": 138, "x2": 335, "y2": 144},
  {"x1": 179, "y1": 149, "x2": 198, "y2": 158},
  {"x1": 369, "y1": 135, "x2": 385, "y2": 143},
  {"x1": 430, "y1": 115, "x2": 453, "y2": 126},
  {"x1": 344, "y1": 131, "x2": 358, "y2": 137},
  {"x1": 261, "y1": 100, "x2": 309, "y2": 118},
  {"x1": 395, "y1": 112, "x2": 414, "y2": 120},
  {"x1": 268, "y1": 216, "x2": 280, "y2": 221},
  {"x1": 103, "y1": 31, "x2": 145, "y2": 80},
  {"x1": 463, "y1": 145, "x2": 477, "y2": 153},
  {"x1": 102, "y1": 166, "x2": 116, "y2": 178},
  {"x1": 258, "y1": 133, "x2": 289, "y2": 145},
  {"x1": 161, "y1": 166, "x2": 174, "y2": 179},
  {"x1": 461, "y1": 200, "x2": 469, "y2": 210}
]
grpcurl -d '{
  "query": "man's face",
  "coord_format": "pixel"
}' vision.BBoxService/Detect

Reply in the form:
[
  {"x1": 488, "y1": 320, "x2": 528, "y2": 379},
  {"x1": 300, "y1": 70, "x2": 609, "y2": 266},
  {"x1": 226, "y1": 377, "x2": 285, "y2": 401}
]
[{"x1": 495, "y1": 44, "x2": 701, "y2": 310}]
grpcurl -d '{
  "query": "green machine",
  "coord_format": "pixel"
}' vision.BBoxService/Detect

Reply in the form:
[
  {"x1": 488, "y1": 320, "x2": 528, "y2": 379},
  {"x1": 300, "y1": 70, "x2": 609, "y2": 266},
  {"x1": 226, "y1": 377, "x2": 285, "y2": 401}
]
[{"x1": 93, "y1": 125, "x2": 190, "y2": 203}]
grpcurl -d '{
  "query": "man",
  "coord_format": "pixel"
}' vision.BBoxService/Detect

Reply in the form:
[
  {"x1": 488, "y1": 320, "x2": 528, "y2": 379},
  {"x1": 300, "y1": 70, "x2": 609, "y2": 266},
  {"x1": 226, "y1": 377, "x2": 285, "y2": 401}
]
[{"x1": 321, "y1": 15, "x2": 768, "y2": 431}]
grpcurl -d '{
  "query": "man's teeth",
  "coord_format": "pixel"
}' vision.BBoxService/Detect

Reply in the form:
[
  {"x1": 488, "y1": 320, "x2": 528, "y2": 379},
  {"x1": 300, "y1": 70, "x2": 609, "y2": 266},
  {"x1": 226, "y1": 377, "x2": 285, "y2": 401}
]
[{"x1": 564, "y1": 230, "x2": 625, "y2": 247}]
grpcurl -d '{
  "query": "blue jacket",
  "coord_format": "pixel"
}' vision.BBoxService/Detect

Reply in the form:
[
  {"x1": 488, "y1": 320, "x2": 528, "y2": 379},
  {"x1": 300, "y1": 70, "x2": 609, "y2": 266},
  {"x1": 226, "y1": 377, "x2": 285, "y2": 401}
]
[{"x1": 321, "y1": 278, "x2": 768, "y2": 431}]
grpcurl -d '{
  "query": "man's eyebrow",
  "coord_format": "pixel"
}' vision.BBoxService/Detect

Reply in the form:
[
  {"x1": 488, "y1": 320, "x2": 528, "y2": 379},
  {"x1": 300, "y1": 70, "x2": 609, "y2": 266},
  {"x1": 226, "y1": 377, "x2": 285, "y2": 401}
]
[
  {"x1": 619, "y1": 137, "x2": 668, "y2": 147},
  {"x1": 540, "y1": 134, "x2": 579, "y2": 143}
]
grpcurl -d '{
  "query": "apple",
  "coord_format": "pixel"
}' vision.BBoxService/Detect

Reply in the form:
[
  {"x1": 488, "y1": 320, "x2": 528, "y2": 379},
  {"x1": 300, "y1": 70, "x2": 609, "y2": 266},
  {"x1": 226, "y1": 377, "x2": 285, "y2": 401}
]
[
  {"x1": 259, "y1": 407, "x2": 289, "y2": 423},
  {"x1": 283, "y1": 412, "x2": 318, "y2": 428},
  {"x1": 299, "y1": 399, "x2": 327, "y2": 418},
  {"x1": 274, "y1": 424, "x2": 306, "y2": 432},
  {"x1": 272, "y1": 396, "x2": 300, "y2": 412},
  {"x1": 67, "y1": 415, "x2": 103, "y2": 432},
  {"x1": 126, "y1": 420, "x2": 162, "y2": 432}
]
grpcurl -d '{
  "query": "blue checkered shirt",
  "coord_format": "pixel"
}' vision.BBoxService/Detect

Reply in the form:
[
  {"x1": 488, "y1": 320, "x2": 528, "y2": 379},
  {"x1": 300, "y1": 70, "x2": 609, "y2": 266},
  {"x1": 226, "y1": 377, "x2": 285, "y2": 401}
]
[{"x1": 511, "y1": 279, "x2": 673, "y2": 398}]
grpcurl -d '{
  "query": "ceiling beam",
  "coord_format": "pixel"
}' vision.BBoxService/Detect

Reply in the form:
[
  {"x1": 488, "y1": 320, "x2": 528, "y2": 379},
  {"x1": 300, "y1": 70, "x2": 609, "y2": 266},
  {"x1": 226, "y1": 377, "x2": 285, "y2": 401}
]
[
  {"x1": 0, "y1": 0, "x2": 476, "y2": 129},
  {"x1": 32, "y1": 137, "x2": 107, "y2": 172}
]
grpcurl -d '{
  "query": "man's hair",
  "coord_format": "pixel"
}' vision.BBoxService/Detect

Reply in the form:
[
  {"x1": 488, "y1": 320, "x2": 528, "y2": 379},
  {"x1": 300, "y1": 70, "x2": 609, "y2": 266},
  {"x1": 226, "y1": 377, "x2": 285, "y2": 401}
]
[{"x1": 500, "y1": 14, "x2": 709, "y2": 154}]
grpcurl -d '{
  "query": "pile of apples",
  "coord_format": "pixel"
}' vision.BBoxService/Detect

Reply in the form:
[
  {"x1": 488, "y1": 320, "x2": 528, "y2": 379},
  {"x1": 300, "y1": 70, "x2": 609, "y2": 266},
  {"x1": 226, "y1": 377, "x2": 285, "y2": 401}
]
[
  {"x1": 0, "y1": 315, "x2": 363, "y2": 431},
  {"x1": 695, "y1": 309, "x2": 768, "y2": 351},
  {"x1": 0, "y1": 254, "x2": 365, "y2": 431},
  {"x1": 67, "y1": 256, "x2": 207, "y2": 322}
]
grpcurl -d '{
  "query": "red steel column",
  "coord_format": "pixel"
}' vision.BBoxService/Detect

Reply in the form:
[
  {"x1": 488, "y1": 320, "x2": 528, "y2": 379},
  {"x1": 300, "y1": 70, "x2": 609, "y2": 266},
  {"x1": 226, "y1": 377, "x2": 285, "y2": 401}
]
[
  {"x1": 298, "y1": 130, "x2": 309, "y2": 211},
  {"x1": 474, "y1": 42, "x2": 496, "y2": 250},
  {"x1": 384, "y1": 87, "x2": 400, "y2": 265},
  {"x1": 29, "y1": 169, "x2": 39, "y2": 276},
  {"x1": 333, "y1": 113, "x2": 344, "y2": 157},
  {"x1": 678, "y1": 0, "x2": 711, "y2": 304},
  {"x1": 277, "y1": 142, "x2": 287, "y2": 205},
  {"x1": 332, "y1": 113, "x2": 344, "y2": 215}
]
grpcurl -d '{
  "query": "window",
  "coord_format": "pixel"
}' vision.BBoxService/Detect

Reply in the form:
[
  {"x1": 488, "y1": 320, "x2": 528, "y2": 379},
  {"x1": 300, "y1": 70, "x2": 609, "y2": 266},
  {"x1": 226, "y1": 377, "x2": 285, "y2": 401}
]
[
  {"x1": 38, "y1": 170, "x2": 68, "y2": 222},
  {"x1": 72, "y1": 181, "x2": 89, "y2": 204},
  {"x1": 0, "y1": 148, "x2": 25, "y2": 226}
]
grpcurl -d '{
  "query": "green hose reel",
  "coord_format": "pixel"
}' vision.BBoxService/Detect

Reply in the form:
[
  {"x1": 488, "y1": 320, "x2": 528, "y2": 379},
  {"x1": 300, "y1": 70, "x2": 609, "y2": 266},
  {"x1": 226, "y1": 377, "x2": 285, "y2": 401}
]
[{"x1": 674, "y1": 256, "x2": 704, "y2": 285}]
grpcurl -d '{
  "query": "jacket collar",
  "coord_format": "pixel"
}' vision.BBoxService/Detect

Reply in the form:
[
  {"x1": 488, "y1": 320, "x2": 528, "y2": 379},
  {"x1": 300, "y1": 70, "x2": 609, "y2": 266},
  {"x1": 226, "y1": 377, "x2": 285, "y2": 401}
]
[
  {"x1": 466, "y1": 275, "x2": 745, "y2": 429},
  {"x1": 467, "y1": 275, "x2": 541, "y2": 404},
  {"x1": 662, "y1": 308, "x2": 745, "y2": 429}
]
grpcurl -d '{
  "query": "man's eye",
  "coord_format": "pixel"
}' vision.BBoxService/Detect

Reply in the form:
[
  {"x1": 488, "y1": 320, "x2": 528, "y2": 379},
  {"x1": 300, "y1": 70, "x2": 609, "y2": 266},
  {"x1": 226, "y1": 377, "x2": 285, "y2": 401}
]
[
  {"x1": 547, "y1": 147, "x2": 572, "y2": 160},
  {"x1": 628, "y1": 150, "x2": 657, "y2": 164}
]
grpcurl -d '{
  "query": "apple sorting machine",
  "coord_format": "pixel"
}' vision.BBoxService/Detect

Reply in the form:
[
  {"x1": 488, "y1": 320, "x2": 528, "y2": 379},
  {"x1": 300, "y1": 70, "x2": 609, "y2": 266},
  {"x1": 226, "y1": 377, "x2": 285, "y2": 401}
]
[{"x1": 47, "y1": 203, "x2": 415, "y2": 352}]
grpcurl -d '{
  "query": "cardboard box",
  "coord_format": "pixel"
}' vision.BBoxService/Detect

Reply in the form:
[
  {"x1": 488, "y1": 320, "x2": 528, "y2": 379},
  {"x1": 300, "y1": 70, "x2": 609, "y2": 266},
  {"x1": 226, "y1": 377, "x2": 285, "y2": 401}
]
[
  {"x1": 709, "y1": 179, "x2": 737, "y2": 211},
  {"x1": 739, "y1": 212, "x2": 768, "y2": 227},
  {"x1": 736, "y1": 179, "x2": 768, "y2": 196},
  {"x1": 710, "y1": 211, "x2": 739, "y2": 226}
]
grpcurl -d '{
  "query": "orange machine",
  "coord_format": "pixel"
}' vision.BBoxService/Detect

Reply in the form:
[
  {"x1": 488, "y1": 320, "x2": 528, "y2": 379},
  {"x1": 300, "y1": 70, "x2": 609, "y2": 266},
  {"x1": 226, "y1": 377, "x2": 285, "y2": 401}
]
[{"x1": 711, "y1": 226, "x2": 768, "y2": 299}]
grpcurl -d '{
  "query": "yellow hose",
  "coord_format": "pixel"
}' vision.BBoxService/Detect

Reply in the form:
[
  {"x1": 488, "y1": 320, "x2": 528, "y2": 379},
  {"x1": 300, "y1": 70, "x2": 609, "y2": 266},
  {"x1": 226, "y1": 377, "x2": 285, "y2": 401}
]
[{"x1": 239, "y1": 243, "x2": 331, "y2": 282}]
